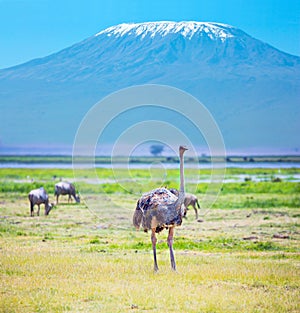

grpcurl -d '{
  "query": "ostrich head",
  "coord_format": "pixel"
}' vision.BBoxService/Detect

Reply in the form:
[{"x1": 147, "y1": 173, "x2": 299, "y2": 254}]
[{"x1": 179, "y1": 145, "x2": 188, "y2": 153}]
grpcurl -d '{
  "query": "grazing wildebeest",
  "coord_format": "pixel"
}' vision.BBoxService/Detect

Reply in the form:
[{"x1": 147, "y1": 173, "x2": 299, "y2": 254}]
[
  {"x1": 28, "y1": 187, "x2": 54, "y2": 217},
  {"x1": 183, "y1": 193, "x2": 200, "y2": 219},
  {"x1": 54, "y1": 182, "x2": 80, "y2": 204},
  {"x1": 169, "y1": 189, "x2": 200, "y2": 219}
]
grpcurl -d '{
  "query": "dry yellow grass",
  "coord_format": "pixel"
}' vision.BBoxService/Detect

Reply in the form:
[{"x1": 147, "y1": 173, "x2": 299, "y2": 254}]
[
  {"x1": 1, "y1": 238, "x2": 299, "y2": 313},
  {"x1": 1, "y1": 192, "x2": 299, "y2": 313}
]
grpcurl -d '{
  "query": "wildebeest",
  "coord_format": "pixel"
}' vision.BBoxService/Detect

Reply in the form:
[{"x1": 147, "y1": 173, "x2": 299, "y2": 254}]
[
  {"x1": 183, "y1": 193, "x2": 200, "y2": 219},
  {"x1": 169, "y1": 189, "x2": 200, "y2": 219},
  {"x1": 28, "y1": 187, "x2": 54, "y2": 217},
  {"x1": 54, "y1": 182, "x2": 80, "y2": 204}
]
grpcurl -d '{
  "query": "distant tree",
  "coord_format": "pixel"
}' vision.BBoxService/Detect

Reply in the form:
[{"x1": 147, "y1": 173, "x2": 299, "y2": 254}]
[{"x1": 150, "y1": 144, "x2": 164, "y2": 156}]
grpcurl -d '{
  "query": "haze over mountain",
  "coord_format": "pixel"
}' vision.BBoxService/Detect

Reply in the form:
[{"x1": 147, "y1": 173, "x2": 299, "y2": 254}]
[{"x1": 0, "y1": 21, "x2": 299, "y2": 155}]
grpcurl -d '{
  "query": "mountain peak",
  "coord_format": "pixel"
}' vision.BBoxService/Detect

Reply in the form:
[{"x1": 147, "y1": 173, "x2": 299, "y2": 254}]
[{"x1": 95, "y1": 21, "x2": 236, "y2": 41}]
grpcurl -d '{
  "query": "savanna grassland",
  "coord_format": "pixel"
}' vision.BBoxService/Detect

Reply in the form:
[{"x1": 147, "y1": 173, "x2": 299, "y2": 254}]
[{"x1": 0, "y1": 166, "x2": 299, "y2": 313}]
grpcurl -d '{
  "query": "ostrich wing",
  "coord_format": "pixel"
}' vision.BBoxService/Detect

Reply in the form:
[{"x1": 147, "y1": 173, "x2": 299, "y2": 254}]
[{"x1": 138, "y1": 188, "x2": 177, "y2": 211}]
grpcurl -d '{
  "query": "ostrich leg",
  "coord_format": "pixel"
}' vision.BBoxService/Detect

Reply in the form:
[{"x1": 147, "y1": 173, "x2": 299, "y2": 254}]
[
  {"x1": 167, "y1": 227, "x2": 176, "y2": 271},
  {"x1": 151, "y1": 229, "x2": 159, "y2": 272}
]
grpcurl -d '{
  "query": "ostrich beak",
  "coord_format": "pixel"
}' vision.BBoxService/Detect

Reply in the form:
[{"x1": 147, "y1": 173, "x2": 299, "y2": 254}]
[{"x1": 179, "y1": 145, "x2": 188, "y2": 151}]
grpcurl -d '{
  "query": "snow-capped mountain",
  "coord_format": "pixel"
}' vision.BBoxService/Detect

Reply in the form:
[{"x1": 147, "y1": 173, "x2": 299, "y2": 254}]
[
  {"x1": 96, "y1": 21, "x2": 235, "y2": 39},
  {"x1": 1, "y1": 21, "x2": 298, "y2": 82},
  {"x1": 0, "y1": 21, "x2": 299, "y2": 154}
]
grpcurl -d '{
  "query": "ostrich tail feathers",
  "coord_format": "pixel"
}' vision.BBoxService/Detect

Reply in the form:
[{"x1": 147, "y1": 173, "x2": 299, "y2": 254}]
[{"x1": 133, "y1": 201, "x2": 143, "y2": 230}]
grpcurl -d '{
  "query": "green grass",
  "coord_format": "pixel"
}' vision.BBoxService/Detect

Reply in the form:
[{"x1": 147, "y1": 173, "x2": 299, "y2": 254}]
[
  {"x1": 1, "y1": 166, "x2": 300, "y2": 179},
  {"x1": 0, "y1": 167, "x2": 299, "y2": 312},
  {"x1": 219, "y1": 181, "x2": 300, "y2": 194}
]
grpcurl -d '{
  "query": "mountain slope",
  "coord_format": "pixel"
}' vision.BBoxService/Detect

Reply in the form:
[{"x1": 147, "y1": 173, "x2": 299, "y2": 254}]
[
  {"x1": 1, "y1": 21, "x2": 299, "y2": 81},
  {"x1": 0, "y1": 21, "x2": 299, "y2": 154}
]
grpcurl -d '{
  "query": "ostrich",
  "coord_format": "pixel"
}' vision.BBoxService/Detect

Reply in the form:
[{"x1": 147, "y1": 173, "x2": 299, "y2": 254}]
[{"x1": 133, "y1": 145, "x2": 188, "y2": 271}]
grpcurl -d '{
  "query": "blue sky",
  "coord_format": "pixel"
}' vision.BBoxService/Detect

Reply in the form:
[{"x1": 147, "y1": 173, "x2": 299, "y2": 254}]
[{"x1": 0, "y1": 0, "x2": 299, "y2": 69}]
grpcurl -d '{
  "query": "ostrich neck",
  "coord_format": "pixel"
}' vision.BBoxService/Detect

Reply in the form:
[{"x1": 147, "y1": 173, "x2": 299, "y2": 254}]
[
  {"x1": 179, "y1": 152, "x2": 184, "y2": 193},
  {"x1": 175, "y1": 151, "x2": 185, "y2": 210}
]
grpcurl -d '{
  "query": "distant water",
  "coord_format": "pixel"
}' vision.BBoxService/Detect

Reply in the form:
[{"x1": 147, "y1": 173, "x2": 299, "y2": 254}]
[{"x1": 0, "y1": 162, "x2": 300, "y2": 169}]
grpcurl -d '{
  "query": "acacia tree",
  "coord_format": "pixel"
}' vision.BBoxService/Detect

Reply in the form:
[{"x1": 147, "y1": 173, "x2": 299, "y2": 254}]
[{"x1": 150, "y1": 144, "x2": 164, "y2": 156}]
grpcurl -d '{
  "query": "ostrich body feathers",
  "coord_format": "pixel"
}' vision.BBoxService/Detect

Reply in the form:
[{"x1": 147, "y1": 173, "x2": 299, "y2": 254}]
[{"x1": 133, "y1": 187, "x2": 184, "y2": 233}]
